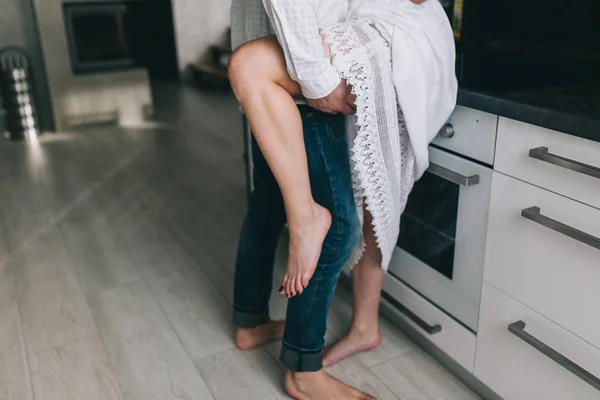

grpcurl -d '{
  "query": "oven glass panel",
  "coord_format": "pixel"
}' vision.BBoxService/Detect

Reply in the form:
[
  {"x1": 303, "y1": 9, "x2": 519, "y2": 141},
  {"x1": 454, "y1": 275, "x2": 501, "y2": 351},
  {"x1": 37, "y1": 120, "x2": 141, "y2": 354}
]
[{"x1": 397, "y1": 172, "x2": 459, "y2": 279}]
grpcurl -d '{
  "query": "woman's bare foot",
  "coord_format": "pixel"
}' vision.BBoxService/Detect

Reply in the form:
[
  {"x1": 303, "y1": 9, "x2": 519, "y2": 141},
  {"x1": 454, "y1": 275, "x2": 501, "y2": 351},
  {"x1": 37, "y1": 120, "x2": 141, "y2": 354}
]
[
  {"x1": 323, "y1": 329, "x2": 382, "y2": 367},
  {"x1": 284, "y1": 370, "x2": 376, "y2": 400},
  {"x1": 280, "y1": 204, "x2": 331, "y2": 298},
  {"x1": 235, "y1": 320, "x2": 285, "y2": 351}
]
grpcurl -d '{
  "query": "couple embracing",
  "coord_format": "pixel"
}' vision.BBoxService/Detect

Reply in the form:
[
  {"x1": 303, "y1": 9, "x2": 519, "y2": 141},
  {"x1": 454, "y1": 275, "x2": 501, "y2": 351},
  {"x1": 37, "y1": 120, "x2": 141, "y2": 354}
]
[{"x1": 228, "y1": 0, "x2": 457, "y2": 398}]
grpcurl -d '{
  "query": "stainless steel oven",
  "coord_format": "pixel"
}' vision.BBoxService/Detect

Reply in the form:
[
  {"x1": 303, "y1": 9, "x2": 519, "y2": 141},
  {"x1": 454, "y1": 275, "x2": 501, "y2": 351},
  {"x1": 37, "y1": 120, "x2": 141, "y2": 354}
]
[{"x1": 387, "y1": 145, "x2": 492, "y2": 332}]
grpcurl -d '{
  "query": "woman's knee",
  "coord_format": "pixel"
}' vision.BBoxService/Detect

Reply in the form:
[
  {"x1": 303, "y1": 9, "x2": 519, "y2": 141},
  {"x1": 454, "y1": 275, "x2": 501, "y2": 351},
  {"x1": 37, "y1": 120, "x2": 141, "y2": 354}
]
[
  {"x1": 228, "y1": 43, "x2": 258, "y2": 95},
  {"x1": 228, "y1": 38, "x2": 278, "y2": 91}
]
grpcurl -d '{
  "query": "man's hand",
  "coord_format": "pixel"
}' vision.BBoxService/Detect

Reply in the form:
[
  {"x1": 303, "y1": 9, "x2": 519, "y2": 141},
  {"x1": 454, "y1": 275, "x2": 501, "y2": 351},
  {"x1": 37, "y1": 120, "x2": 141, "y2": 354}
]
[{"x1": 306, "y1": 79, "x2": 356, "y2": 116}]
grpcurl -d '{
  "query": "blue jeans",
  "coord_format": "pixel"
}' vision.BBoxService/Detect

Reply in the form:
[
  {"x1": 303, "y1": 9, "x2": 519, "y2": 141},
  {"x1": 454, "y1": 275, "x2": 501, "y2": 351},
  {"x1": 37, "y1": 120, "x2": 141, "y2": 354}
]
[{"x1": 233, "y1": 106, "x2": 361, "y2": 372}]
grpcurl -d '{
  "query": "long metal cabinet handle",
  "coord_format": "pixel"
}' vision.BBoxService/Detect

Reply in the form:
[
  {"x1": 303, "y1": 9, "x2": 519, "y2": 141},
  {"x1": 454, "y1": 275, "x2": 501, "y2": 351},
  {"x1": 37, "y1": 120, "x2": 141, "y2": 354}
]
[
  {"x1": 427, "y1": 163, "x2": 480, "y2": 187},
  {"x1": 508, "y1": 321, "x2": 600, "y2": 391},
  {"x1": 529, "y1": 147, "x2": 600, "y2": 180},
  {"x1": 521, "y1": 206, "x2": 600, "y2": 251},
  {"x1": 381, "y1": 291, "x2": 442, "y2": 335}
]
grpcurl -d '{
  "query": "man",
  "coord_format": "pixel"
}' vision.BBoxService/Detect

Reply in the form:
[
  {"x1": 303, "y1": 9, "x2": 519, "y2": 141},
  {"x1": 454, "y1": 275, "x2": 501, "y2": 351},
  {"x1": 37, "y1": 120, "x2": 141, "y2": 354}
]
[{"x1": 230, "y1": 0, "x2": 375, "y2": 398}]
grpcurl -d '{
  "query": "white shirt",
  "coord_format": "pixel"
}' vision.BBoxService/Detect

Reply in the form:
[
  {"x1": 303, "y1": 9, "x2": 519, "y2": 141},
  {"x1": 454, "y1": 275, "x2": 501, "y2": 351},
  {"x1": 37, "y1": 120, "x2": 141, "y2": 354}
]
[
  {"x1": 231, "y1": 0, "x2": 458, "y2": 178},
  {"x1": 231, "y1": 0, "x2": 349, "y2": 99}
]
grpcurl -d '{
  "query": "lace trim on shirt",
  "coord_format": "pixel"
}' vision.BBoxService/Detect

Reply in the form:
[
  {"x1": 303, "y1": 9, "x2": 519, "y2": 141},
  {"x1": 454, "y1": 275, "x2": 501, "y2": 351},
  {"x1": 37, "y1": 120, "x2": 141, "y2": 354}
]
[{"x1": 322, "y1": 21, "x2": 398, "y2": 269}]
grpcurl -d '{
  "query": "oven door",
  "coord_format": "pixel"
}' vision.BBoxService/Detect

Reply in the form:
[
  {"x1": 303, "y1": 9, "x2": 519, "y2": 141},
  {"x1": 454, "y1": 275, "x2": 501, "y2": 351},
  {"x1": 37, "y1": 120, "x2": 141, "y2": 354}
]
[{"x1": 387, "y1": 146, "x2": 492, "y2": 331}]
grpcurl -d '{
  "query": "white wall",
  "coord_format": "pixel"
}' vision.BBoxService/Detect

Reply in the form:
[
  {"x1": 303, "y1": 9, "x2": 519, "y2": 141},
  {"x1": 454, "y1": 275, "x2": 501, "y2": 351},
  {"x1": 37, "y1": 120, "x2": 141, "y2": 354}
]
[
  {"x1": 171, "y1": 0, "x2": 232, "y2": 73},
  {"x1": 32, "y1": 0, "x2": 152, "y2": 130}
]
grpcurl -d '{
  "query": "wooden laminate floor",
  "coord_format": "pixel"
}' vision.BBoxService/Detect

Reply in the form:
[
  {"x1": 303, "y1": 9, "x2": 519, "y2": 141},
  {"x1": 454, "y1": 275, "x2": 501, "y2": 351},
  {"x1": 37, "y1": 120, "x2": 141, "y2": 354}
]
[{"x1": 0, "y1": 83, "x2": 479, "y2": 400}]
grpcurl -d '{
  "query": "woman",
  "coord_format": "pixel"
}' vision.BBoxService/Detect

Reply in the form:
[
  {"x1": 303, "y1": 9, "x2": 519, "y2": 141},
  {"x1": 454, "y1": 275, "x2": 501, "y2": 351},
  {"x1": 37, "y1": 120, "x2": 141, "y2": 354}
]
[{"x1": 229, "y1": 0, "x2": 456, "y2": 369}]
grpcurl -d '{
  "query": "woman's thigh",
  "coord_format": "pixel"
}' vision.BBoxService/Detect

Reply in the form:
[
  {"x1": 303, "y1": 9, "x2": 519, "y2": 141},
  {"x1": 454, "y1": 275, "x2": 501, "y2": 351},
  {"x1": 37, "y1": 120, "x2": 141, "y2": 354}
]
[{"x1": 228, "y1": 35, "x2": 303, "y2": 98}]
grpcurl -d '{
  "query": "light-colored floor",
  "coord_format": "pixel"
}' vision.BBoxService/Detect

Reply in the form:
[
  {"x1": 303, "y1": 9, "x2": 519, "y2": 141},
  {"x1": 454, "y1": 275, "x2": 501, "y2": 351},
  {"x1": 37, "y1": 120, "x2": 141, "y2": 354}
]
[{"x1": 0, "y1": 83, "x2": 479, "y2": 400}]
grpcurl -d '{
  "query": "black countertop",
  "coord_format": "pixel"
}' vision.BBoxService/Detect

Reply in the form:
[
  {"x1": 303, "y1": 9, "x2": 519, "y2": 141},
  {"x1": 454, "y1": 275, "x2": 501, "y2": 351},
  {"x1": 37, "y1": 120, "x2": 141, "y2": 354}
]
[{"x1": 457, "y1": 85, "x2": 600, "y2": 143}]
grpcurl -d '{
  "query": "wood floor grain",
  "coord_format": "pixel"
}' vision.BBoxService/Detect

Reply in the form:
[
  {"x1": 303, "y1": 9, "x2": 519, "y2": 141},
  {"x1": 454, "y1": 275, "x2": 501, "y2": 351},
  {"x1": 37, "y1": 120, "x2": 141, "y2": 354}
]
[
  {"x1": 130, "y1": 240, "x2": 234, "y2": 362},
  {"x1": 371, "y1": 348, "x2": 480, "y2": 400},
  {"x1": 29, "y1": 337, "x2": 124, "y2": 400},
  {"x1": 0, "y1": 157, "x2": 56, "y2": 255},
  {"x1": 167, "y1": 222, "x2": 237, "y2": 304},
  {"x1": 196, "y1": 348, "x2": 288, "y2": 400},
  {"x1": 328, "y1": 356, "x2": 400, "y2": 400},
  {"x1": 0, "y1": 264, "x2": 34, "y2": 400},
  {"x1": 89, "y1": 281, "x2": 214, "y2": 400},
  {"x1": 12, "y1": 230, "x2": 96, "y2": 353}
]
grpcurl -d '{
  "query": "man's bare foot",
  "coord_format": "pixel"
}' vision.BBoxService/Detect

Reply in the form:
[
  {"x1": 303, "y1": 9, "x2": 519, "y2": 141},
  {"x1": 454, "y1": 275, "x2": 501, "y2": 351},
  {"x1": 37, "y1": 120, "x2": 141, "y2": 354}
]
[
  {"x1": 323, "y1": 329, "x2": 382, "y2": 367},
  {"x1": 235, "y1": 321, "x2": 285, "y2": 351},
  {"x1": 284, "y1": 370, "x2": 376, "y2": 400},
  {"x1": 280, "y1": 204, "x2": 331, "y2": 298}
]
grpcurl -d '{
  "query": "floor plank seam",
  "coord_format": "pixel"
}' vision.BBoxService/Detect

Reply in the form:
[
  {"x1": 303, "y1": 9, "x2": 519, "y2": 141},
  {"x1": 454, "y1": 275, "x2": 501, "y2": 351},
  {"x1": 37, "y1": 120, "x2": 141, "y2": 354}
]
[
  {"x1": 10, "y1": 257, "x2": 41, "y2": 400},
  {"x1": 53, "y1": 208, "x2": 131, "y2": 400},
  {"x1": 164, "y1": 222, "x2": 236, "y2": 306},
  {"x1": 0, "y1": 147, "x2": 146, "y2": 270},
  {"x1": 366, "y1": 346, "x2": 418, "y2": 370},
  {"x1": 132, "y1": 261, "x2": 219, "y2": 399}
]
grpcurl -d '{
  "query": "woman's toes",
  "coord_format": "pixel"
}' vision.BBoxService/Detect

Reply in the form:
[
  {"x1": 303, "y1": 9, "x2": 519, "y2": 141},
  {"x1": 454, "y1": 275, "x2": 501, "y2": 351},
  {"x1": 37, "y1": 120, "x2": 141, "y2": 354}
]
[
  {"x1": 295, "y1": 278, "x2": 304, "y2": 295},
  {"x1": 280, "y1": 276, "x2": 288, "y2": 295},
  {"x1": 300, "y1": 274, "x2": 310, "y2": 289}
]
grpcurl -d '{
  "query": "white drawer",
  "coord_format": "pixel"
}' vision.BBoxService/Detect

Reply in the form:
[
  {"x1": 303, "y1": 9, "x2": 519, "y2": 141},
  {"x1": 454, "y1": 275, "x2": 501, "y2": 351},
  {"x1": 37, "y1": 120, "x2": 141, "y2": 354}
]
[
  {"x1": 382, "y1": 274, "x2": 476, "y2": 372},
  {"x1": 475, "y1": 283, "x2": 600, "y2": 400},
  {"x1": 432, "y1": 106, "x2": 498, "y2": 165},
  {"x1": 495, "y1": 117, "x2": 600, "y2": 209},
  {"x1": 484, "y1": 172, "x2": 600, "y2": 349}
]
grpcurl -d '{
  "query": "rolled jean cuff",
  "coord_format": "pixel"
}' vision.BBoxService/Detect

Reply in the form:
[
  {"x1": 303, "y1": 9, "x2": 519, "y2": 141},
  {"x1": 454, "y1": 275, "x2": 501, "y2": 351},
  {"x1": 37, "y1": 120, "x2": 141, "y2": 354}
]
[
  {"x1": 280, "y1": 341, "x2": 324, "y2": 372},
  {"x1": 233, "y1": 308, "x2": 270, "y2": 329}
]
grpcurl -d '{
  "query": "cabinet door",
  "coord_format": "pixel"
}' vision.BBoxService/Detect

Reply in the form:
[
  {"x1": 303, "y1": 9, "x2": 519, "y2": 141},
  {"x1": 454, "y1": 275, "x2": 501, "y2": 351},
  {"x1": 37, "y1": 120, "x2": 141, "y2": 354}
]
[
  {"x1": 484, "y1": 172, "x2": 600, "y2": 349},
  {"x1": 495, "y1": 117, "x2": 600, "y2": 209},
  {"x1": 475, "y1": 283, "x2": 600, "y2": 400},
  {"x1": 382, "y1": 274, "x2": 477, "y2": 372}
]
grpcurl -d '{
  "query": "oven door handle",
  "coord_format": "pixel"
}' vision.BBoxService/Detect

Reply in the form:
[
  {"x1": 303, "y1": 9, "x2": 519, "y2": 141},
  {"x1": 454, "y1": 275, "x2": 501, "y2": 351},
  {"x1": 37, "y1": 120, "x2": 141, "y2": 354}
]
[
  {"x1": 427, "y1": 163, "x2": 480, "y2": 187},
  {"x1": 381, "y1": 292, "x2": 442, "y2": 335}
]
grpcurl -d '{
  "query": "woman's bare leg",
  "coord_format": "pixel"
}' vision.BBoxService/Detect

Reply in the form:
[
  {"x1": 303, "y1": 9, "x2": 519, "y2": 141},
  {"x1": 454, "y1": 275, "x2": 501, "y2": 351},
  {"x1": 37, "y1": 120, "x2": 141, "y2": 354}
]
[
  {"x1": 229, "y1": 36, "x2": 331, "y2": 298},
  {"x1": 323, "y1": 206, "x2": 384, "y2": 367}
]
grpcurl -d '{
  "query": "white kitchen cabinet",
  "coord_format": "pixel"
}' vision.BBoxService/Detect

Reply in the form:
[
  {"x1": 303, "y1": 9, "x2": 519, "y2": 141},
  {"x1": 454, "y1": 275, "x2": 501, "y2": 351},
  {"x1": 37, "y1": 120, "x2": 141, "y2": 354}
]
[
  {"x1": 484, "y1": 172, "x2": 600, "y2": 350},
  {"x1": 475, "y1": 283, "x2": 600, "y2": 400},
  {"x1": 382, "y1": 273, "x2": 477, "y2": 372},
  {"x1": 495, "y1": 117, "x2": 600, "y2": 210}
]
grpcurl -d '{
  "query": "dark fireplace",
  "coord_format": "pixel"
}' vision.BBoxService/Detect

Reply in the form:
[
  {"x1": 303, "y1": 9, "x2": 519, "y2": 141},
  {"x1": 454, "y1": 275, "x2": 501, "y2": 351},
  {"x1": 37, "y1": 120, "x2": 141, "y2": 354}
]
[
  {"x1": 63, "y1": 2, "x2": 138, "y2": 74},
  {"x1": 63, "y1": 1, "x2": 179, "y2": 79}
]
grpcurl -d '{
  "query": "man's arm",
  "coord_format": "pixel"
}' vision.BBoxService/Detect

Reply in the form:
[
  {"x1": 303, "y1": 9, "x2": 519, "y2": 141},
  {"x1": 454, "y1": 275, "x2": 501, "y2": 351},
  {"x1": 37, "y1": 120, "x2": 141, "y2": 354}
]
[{"x1": 262, "y1": 0, "x2": 354, "y2": 114}]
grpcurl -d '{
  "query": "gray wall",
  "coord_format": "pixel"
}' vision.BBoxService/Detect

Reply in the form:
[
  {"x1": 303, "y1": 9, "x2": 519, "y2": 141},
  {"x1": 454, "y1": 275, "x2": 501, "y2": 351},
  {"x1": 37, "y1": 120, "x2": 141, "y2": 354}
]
[{"x1": 0, "y1": 0, "x2": 54, "y2": 131}]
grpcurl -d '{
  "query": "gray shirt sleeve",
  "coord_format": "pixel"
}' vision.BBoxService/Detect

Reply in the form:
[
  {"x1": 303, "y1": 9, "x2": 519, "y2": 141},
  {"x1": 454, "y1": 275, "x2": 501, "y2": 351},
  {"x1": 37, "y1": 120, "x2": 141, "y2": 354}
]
[{"x1": 230, "y1": 0, "x2": 273, "y2": 50}]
